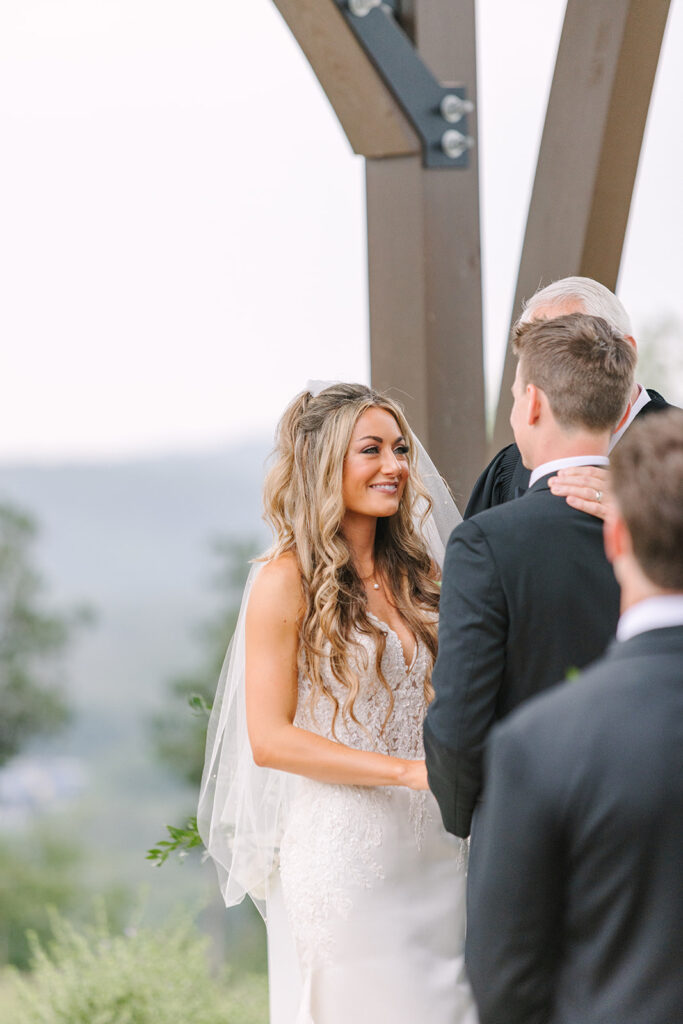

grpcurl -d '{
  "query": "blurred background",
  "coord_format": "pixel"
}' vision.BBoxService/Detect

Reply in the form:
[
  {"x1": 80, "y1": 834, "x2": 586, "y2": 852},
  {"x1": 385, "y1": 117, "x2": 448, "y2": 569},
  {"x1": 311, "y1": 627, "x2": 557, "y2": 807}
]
[{"x1": 1, "y1": 1, "x2": 682, "y2": 1020}]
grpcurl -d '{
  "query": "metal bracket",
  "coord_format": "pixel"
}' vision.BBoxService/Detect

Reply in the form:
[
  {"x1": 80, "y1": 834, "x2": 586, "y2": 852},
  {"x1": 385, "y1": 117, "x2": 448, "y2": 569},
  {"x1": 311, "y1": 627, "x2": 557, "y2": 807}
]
[{"x1": 336, "y1": 0, "x2": 474, "y2": 168}]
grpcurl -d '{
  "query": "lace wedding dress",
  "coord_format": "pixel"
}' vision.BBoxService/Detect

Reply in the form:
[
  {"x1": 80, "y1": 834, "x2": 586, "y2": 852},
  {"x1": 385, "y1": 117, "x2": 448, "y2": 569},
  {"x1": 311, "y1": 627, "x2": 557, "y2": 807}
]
[
  {"x1": 266, "y1": 614, "x2": 478, "y2": 1024},
  {"x1": 197, "y1": 412, "x2": 475, "y2": 1024}
]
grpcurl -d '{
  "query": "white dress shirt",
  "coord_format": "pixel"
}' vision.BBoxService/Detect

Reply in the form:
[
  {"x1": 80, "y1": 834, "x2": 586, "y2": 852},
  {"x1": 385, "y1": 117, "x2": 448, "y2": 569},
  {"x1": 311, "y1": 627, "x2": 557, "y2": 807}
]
[
  {"x1": 529, "y1": 455, "x2": 610, "y2": 489},
  {"x1": 608, "y1": 384, "x2": 651, "y2": 452},
  {"x1": 616, "y1": 595, "x2": 683, "y2": 641}
]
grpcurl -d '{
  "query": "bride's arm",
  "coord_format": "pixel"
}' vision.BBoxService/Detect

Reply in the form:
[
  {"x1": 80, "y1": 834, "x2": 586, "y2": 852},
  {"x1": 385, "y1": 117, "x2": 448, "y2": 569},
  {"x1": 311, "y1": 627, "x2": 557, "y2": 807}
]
[{"x1": 245, "y1": 554, "x2": 427, "y2": 790}]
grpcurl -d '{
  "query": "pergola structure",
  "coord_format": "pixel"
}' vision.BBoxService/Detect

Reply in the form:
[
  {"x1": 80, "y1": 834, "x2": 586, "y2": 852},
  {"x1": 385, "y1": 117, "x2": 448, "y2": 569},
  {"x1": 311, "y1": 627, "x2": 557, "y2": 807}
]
[{"x1": 271, "y1": 0, "x2": 671, "y2": 501}]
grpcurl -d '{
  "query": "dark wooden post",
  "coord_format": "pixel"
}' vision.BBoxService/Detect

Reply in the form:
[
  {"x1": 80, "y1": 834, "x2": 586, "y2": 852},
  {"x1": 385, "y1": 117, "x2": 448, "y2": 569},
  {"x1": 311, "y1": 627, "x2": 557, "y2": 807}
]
[
  {"x1": 271, "y1": 0, "x2": 485, "y2": 505},
  {"x1": 366, "y1": 2, "x2": 485, "y2": 506}
]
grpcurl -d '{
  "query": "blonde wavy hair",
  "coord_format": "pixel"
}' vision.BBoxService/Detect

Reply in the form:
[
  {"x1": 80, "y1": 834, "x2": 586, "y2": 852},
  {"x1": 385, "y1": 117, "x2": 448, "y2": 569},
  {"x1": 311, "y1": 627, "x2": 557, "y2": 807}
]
[{"x1": 261, "y1": 383, "x2": 441, "y2": 738}]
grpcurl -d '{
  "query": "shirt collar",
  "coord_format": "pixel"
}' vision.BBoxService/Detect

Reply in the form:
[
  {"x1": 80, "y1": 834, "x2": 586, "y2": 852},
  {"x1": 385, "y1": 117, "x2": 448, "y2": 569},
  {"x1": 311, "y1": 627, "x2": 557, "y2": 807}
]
[
  {"x1": 529, "y1": 454, "x2": 610, "y2": 488},
  {"x1": 617, "y1": 595, "x2": 683, "y2": 642},
  {"x1": 609, "y1": 384, "x2": 650, "y2": 452}
]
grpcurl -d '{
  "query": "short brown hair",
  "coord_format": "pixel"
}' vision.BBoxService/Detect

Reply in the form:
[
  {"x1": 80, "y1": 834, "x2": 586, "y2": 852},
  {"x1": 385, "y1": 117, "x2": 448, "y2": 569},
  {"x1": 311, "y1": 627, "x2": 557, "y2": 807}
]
[
  {"x1": 610, "y1": 408, "x2": 683, "y2": 590},
  {"x1": 512, "y1": 313, "x2": 636, "y2": 432}
]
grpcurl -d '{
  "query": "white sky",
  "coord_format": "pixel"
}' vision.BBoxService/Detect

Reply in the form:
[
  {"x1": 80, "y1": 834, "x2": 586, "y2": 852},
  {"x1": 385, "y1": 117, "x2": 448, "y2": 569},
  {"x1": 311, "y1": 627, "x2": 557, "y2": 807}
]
[{"x1": 0, "y1": 0, "x2": 681, "y2": 462}]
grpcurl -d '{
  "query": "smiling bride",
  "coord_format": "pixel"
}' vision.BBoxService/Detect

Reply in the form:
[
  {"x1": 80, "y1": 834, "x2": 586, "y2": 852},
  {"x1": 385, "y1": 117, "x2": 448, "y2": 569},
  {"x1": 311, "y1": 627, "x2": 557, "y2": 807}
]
[{"x1": 198, "y1": 382, "x2": 478, "y2": 1024}]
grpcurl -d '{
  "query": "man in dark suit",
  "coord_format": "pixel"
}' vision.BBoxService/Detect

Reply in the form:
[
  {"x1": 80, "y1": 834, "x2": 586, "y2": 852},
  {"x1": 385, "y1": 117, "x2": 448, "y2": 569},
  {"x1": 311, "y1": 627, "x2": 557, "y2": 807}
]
[
  {"x1": 466, "y1": 408, "x2": 683, "y2": 1024},
  {"x1": 424, "y1": 312, "x2": 636, "y2": 839},
  {"x1": 466, "y1": 276, "x2": 671, "y2": 520}
]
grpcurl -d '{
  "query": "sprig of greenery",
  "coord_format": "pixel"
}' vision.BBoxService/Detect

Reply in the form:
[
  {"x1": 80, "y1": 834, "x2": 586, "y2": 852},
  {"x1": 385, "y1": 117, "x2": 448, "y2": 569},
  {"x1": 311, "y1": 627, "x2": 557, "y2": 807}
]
[
  {"x1": 147, "y1": 689, "x2": 210, "y2": 867},
  {"x1": 187, "y1": 693, "x2": 212, "y2": 716},
  {"x1": 146, "y1": 817, "x2": 203, "y2": 867}
]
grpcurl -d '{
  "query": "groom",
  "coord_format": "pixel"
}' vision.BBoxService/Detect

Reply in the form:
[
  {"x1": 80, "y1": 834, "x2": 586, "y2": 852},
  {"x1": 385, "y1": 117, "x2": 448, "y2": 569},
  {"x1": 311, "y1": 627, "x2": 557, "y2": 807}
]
[{"x1": 424, "y1": 312, "x2": 636, "y2": 839}]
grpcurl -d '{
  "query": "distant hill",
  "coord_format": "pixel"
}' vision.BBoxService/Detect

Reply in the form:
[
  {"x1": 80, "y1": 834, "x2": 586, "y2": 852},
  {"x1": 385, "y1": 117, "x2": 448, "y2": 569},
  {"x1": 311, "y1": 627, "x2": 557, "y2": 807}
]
[{"x1": 0, "y1": 441, "x2": 271, "y2": 605}]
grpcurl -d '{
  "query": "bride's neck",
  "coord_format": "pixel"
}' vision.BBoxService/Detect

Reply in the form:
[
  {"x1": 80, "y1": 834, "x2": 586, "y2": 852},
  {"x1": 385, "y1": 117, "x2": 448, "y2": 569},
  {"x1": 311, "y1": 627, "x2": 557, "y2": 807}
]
[{"x1": 341, "y1": 512, "x2": 378, "y2": 574}]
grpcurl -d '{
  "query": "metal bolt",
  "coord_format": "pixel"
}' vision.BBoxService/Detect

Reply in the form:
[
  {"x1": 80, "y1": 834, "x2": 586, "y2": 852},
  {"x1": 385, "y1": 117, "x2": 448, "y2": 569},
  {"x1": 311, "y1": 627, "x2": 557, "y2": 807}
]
[
  {"x1": 441, "y1": 129, "x2": 474, "y2": 160},
  {"x1": 348, "y1": 0, "x2": 381, "y2": 16},
  {"x1": 440, "y1": 94, "x2": 474, "y2": 124}
]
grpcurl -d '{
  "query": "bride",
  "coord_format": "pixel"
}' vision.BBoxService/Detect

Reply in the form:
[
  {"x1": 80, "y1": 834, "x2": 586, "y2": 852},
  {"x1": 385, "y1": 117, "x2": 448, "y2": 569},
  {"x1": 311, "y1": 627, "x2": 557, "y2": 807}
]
[{"x1": 198, "y1": 383, "x2": 478, "y2": 1024}]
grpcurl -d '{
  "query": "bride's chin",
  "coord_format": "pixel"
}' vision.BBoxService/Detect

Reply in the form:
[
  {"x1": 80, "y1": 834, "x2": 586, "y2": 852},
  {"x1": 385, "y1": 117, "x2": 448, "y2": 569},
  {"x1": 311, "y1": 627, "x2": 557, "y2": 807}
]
[
  {"x1": 373, "y1": 501, "x2": 401, "y2": 517},
  {"x1": 347, "y1": 496, "x2": 402, "y2": 518}
]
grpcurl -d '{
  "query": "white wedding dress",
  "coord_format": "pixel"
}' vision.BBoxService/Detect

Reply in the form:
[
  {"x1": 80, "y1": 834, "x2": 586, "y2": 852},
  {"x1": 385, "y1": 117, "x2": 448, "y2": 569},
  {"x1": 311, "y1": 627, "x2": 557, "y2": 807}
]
[
  {"x1": 197, "y1": 418, "x2": 475, "y2": 1024},
  {"x1": 266, "y1": 614, "x2": 478, "y2": 1024}
]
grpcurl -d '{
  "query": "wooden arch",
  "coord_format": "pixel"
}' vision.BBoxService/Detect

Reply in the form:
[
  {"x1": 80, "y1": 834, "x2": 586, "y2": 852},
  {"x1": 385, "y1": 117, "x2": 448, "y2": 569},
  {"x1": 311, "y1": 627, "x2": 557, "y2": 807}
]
[{"x1": 271, "y1": 0, "x2": 670, "y2": 499}]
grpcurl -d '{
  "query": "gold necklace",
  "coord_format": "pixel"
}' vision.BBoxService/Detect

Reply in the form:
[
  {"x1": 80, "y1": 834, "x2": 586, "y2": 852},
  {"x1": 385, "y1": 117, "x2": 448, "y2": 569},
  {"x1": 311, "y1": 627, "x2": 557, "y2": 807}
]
[{"x1": 360, "y1": 568, "x2": 381, "y2": 591}]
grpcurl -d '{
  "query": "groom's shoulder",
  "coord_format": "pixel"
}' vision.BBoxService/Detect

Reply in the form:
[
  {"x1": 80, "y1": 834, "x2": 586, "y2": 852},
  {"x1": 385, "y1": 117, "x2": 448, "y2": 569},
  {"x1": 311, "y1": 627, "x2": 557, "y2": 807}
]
[
  {"x1": 448, "y1": 486, "x2": 592, "y2": 580},
  {"x1": 455, "y1": 479, "x2": 566, "y2": 540},
  {"x1": 445, "y1": 502, "x2": 531, "y2": 573}
]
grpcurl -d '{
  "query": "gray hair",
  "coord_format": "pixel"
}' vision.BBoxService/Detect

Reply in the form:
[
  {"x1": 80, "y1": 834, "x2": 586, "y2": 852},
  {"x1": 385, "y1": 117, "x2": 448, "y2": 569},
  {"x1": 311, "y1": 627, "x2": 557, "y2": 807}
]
[{"x1": 519, "y1": 276, "x2": 633, "y2": 338}]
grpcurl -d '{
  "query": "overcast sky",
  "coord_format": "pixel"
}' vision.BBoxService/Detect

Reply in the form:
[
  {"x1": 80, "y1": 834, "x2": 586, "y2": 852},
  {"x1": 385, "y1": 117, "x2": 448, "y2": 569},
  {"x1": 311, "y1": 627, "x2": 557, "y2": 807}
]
[{"x1": 1, "y1": 0, "x2": 681, "y2": 462}]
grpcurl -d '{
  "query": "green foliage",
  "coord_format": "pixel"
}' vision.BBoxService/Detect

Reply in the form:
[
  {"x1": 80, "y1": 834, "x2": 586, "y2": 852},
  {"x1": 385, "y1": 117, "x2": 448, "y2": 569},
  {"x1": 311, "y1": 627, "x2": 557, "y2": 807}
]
[
  {"x1": 150, "y1": 538, "x2": 257, "y2": 788},
  {"x1": 0, "y1": 502, "x2": 88, "y2": 765},
  {"x1": 0, "y1": 830, "x2": 82, "y2": 971},
  {"x1": 2, "y1": 908, "x2": 268, "y2": 1024},
  {"x1": 0, "y1": 829, "x2": 129, "y2": 971},
  {"x1": 146, "y1": 817, "x2": 202, "y2": 867},
  {"x1": 148, "y1": 538, "x2": 257, "y2": 866}
]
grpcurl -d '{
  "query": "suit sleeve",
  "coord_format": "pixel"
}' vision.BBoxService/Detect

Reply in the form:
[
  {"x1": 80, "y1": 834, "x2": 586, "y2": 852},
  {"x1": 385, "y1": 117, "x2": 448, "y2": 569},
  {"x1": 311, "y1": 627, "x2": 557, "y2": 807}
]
[
  {"x1": 466, "y1": 720, "x2": 564, "y2": 1024},
  {"x1": 424, "y1": 518, "x2": 507, "y2": 837}
]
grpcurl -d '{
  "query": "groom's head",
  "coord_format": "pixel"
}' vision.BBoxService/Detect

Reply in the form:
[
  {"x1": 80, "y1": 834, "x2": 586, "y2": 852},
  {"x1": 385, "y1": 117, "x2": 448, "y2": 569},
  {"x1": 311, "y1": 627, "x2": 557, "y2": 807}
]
[{"x1": 510, "y1": 313, "x2": 636, "y2": 470}]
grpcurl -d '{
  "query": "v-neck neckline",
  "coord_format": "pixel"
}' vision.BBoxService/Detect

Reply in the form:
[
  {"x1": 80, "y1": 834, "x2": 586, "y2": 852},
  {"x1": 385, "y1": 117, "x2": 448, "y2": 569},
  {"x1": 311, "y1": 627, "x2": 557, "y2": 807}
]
[{"x1": 367, "y1": 611, "x2": 418, "y2": 674}]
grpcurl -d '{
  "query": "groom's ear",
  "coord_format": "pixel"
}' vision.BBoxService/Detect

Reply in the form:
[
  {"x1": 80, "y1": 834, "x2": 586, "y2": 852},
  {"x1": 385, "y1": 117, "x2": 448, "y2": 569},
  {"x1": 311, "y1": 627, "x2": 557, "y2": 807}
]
[{"x1": 526, "y1": 384, "x2": 543, "y2": 426}]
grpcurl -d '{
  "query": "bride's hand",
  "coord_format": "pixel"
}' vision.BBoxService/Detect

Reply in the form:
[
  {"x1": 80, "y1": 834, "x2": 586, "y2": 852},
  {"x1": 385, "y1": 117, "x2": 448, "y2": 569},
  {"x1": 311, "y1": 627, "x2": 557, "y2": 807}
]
[{"x1": 397, "y1": 759, "x2": 430, "y2": 791}]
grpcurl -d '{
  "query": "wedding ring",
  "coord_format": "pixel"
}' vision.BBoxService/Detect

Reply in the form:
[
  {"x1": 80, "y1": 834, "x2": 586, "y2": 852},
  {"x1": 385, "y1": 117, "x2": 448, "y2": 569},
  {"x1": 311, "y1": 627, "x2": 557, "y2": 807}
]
[{"x1": 595, "y1": 490, "x2": 603, "y2": 503}]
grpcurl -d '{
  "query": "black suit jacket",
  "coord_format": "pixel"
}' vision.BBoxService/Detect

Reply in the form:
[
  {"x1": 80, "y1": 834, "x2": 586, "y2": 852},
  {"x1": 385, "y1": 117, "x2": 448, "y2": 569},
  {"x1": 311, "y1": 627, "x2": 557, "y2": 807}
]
[
  {"x1": 424, "y1": 473, "x2": 620, "y2": 838},
  {"x1": 466, "y1": 625, "x2": 683, "y2": 1024},
  {"x1": 465, "y1": 388, "x2": 671, "y2": 517}
]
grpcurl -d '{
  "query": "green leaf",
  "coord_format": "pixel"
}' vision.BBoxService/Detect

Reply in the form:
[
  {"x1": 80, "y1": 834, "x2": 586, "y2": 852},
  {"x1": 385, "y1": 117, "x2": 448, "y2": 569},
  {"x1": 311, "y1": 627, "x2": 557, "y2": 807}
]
[{"x1": 146, "y1": 818, "x2": 203, "y2": 867}]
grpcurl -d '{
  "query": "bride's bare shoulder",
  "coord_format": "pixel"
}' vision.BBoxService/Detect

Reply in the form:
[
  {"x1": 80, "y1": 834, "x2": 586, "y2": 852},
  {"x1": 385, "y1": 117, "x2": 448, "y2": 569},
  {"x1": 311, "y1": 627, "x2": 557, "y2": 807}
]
[{"x1": 249, "y1": 551, "x2": 304, "y2": 623}]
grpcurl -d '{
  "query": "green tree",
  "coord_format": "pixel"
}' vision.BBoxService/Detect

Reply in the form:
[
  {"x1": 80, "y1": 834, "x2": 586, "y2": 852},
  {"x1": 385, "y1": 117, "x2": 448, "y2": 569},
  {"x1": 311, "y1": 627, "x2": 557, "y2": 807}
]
[
  {"x1": 0, "y1": 503, "x2": 83, "y2": 764},
  {"x1": 0, "y1": 826, "x2": 131, "y2": 972},
  {"x1": 0, "y1": 830, "x2": 83, "y2": 970},
  {"x1": 150, "y1": 537, "x2": 257, "y2": 788},
  {"x1": 0, "y1": 501, "x2": 100, "y2": 971}
]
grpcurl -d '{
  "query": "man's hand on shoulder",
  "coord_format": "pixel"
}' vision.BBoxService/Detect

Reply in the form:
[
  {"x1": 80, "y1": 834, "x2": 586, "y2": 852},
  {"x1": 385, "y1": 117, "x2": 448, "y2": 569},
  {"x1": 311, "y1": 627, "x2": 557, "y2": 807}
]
[{"x1": 548, "y1": 466, "x2": 612, "y2": 522}]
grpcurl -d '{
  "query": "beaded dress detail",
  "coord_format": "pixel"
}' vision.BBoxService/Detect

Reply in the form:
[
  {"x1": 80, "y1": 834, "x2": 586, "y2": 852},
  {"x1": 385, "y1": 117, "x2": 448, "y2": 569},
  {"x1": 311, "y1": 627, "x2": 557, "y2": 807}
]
[{"x1": 269, "y1": 618, "x2": 476, "y2": 1024}]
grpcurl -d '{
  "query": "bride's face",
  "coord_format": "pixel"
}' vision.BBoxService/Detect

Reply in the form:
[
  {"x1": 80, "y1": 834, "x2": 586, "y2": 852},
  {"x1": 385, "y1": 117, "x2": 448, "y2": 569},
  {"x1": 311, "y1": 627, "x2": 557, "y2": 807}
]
[{"x1": 341, "y1": 407, "x2": 410, "y2": 519}]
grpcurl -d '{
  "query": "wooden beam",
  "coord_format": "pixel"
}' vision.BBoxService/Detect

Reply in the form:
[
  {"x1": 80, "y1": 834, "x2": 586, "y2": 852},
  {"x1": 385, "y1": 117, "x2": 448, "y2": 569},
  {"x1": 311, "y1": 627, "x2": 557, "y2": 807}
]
[
  {"x1": 491, "y1": 0, "x2": 671, "y2": 452},
  {"x1": 368, "y1": 0, "x2": 485, "y2": 505},
  {"x1": 271, "y1": 0, "x2": 420, "y2": 158}
]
